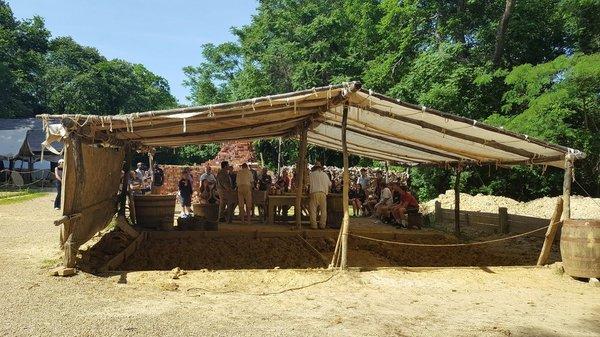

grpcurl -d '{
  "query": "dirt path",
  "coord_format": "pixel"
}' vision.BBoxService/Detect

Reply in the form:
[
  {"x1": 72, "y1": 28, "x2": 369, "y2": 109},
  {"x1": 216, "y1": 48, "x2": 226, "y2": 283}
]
[{"x1": 0, "y1": 195, "x2": 598, "y2": 336}]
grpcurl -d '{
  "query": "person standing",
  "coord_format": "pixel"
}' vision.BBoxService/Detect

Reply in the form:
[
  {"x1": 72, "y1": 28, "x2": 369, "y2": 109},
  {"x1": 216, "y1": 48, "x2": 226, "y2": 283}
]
[
  {"x1": 178, "y1": 169, "x2": 193, "y2": 218},
  {"x1": 200, "y1": 164, "x2": 216, "y2": 184},
  {"x1": 356, "y1": 168, "x2": 370, "y2": 191},
  {"x1": 151, "y1": 164, "x2": 164, "y2": 194},
  {"x1": 257, "y1": 167, "x2": 272, "y2": 191},
  {"x1": 308, "y1": 164, "x2": 331, "y2": 229},
  {"x1": 54, "y1": 159, "x2": 64, "y2": 210},
  {"x1": 135, "y1": 162, "x2": 145, "y2": 181},
  {"x1": 216, "y1": 161, "x2": 234, "y2": 222},
  {"x1": 236, "y1": 163, "x2": 254, "y2": 224}
]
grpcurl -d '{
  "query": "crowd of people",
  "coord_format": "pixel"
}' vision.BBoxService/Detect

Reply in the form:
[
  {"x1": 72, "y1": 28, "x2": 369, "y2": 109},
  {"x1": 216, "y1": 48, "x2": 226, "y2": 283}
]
[{"x1": 127, "y1": 161, "x2": 419, "y2": 229}]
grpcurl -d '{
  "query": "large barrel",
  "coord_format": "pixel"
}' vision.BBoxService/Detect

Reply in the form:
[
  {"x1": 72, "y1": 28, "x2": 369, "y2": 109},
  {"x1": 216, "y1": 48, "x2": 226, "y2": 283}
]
[
  {"x1": 560, "y1": 219, "x2": 600, "y2": 278},
  {"x1": 327, "y1": 194, "x2": 344, "y2": 229},
  {"x1": 134, "y1": 195, "x2": 176, "y2": 230},
  {"x1": 193, "y1": 203, "x2": 219, "y2": 231}
]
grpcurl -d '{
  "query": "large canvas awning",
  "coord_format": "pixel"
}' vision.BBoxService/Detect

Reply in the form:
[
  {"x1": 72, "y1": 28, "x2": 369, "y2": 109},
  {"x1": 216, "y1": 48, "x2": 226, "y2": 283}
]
[{"x1": 37, "y1": 82, "x2": 584, "y2": 168}]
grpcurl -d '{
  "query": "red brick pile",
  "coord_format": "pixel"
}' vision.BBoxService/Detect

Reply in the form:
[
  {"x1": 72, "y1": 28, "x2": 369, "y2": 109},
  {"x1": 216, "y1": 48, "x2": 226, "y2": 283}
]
[
  {"x1": 154, "y1": 141, "x2": 257, "y2": 195},
  {"x1": 205, "y1": 141, "x2": 256, "y2": 167}
]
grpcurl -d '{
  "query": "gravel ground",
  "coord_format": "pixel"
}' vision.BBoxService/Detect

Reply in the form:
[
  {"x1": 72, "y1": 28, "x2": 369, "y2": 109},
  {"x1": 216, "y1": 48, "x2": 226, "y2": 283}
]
[
  {"x1": 424, "y1": 190, "x2": 600, "y2": 219},
  {"x1": 0, "y1": 193, "x2": 599, "y2": 337}
]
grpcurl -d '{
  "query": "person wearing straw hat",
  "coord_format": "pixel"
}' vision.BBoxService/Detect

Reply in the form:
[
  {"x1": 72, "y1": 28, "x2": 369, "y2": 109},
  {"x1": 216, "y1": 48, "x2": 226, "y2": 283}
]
[{"x1": 54, "y1": 159, "x2": 64, "y2": 210}]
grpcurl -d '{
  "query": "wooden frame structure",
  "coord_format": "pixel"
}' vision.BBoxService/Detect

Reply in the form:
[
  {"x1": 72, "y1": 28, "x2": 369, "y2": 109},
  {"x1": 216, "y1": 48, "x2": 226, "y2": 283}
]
[{"x1": 38, "y1": 82, "x2": 585, "y2": 270}]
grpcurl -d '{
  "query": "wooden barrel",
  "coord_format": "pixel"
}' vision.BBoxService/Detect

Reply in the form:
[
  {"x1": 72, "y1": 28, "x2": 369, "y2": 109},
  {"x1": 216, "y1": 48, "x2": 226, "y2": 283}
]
[
  {"x1": 193, "y1": 203, "x2": 219, "y2": 221},
  {"x1": 193, "y1": 203, "x2": 219, "y2": 231},
  {"x1": 134, "y1": 195, "x2": 176, "y2": 230},
  {"x1": 327, "y1": 194, "x2": 344, "y2": 229},
  {"x1": 560, "y1": 219, "x2": 600, "y2": 278}
]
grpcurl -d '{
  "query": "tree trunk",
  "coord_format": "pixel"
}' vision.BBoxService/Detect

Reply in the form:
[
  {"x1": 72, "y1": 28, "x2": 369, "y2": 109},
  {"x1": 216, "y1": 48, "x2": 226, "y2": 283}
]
[{"x1": 493, "y1": 0, "x2": 516, "y2": 66}]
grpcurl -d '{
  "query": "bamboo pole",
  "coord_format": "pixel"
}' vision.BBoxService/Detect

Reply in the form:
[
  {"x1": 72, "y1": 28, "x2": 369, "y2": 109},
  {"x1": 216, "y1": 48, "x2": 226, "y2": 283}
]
[
  {"x1": 340, "y1": 104, "x2": 350, "y2": 269},
  {"x1": 295, "y1": 127, "x2": 308, "y2": 229},
  {"x1": 454, "y1": 165, "x2": 462, "y2": 236},
  {"x1": 537, "y1": 197, "x2": 563, "y2": 266},
  {"x1": 561, "y1": 154, "x2": 574, "y2": 221}
]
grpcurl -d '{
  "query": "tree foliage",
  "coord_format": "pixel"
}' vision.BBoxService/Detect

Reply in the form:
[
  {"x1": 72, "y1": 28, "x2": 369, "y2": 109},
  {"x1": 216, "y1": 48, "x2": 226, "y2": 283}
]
[
  {"x1": 0, "y1": 1, "x2": 176, "y2": 117},
  {"x1": 183, "y1": 0, "x2": 599, "y2": 200}
]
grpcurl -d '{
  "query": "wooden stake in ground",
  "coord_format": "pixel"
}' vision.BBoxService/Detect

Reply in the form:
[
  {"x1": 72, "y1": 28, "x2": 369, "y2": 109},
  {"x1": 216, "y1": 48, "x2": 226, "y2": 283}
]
[
  {"x1": 561, "y1": 154, "x2": 574, "y2": 221},
  {"x1": 537, "y1": 197, "x2": 563, "y2": 266},
  {"x1": 454, "y1": 165, "x2": 462, "y2": 237},
  {"x1": 340, "y1": 104, "x2": 350, "y2": 269},
  {"x1": 295, "y1": 126, "x2": 308, "y2": 229}
]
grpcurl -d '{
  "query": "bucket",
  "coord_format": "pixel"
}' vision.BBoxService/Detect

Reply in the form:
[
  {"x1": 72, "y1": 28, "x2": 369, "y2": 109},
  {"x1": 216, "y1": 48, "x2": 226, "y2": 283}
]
[
  {"x1": 560, "y1": 219, "x2": 600, "y2": 278},
  {"x1": 134, "y1": 195, "x2": 176, "y2": 230}
]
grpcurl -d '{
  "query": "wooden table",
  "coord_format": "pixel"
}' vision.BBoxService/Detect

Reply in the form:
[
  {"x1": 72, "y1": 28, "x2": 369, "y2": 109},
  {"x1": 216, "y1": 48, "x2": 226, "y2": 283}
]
[{"x1": 267, "y1": 194, "x2": 309, "y2": 225}]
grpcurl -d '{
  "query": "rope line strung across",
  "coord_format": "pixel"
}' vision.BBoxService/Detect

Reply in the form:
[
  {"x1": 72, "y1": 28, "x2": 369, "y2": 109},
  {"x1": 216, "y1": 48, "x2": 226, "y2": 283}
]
[{"x1": 349, "y1": 225, "x2": 549, "y2": 247}]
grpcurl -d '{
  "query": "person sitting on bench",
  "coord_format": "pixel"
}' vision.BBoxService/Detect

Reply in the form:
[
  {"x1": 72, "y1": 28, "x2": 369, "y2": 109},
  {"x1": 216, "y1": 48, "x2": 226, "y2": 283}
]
[
  {"x1": 374, "y1": 182, "x2": 393, "y2": 219},
  {"x1": 390, "y1": 184, "x2": 419, "y2": 226}
]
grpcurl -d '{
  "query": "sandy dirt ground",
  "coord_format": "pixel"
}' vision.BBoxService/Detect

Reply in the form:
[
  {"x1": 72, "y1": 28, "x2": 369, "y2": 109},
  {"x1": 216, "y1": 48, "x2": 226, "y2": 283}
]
[{"x1": 0, "y1": 194, "x2": 598, "y2": 337}]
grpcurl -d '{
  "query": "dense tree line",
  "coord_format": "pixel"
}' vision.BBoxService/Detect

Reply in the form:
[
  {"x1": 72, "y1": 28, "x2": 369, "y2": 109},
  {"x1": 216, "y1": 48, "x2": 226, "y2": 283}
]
[
  {"x1": 0, "y1": 1, "x2": 177, "y2": 118},
  {"x1": 183, "y1": 0, "x2": 599, "y2": 200}
]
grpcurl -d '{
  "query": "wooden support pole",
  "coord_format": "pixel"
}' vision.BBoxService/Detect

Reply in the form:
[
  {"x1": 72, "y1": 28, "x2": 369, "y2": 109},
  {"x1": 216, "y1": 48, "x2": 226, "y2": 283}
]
[
  {"x1": 561, "y1": 154, "x2": 574, "y2": 221},
  {"x1": 148, "y1": 148, "x2": 155, "y2": 189},
  {"x1": 454, "y1": 166, "x2": 462, "y2": 236},
  {"x1": 498, "y1": 207, "x2": 509, "y2": 234},
  {"x1": 340, "y1": 104, "x2": 350, "y2": 269},
  {"x1": 277, "y1": 137, "x2": 282, "y2": 176},
  {"x1": 295, "y1": 127, "x2": 308, "y2": 229},
  {"x1": 118, "y1": 145, "x2": 131, "y2": 215},
  {"x1": 435, "y1": 201, "x2": 442, "y2": 225},
  {"x1": 537, "y1": 197, "x2": 564, "y2": 266}
]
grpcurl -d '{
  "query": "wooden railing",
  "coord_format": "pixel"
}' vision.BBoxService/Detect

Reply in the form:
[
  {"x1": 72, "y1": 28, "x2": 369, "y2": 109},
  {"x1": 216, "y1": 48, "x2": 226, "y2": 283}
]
[{"x1": 433, "y1": 201, "x2": 551, "y2": 237}]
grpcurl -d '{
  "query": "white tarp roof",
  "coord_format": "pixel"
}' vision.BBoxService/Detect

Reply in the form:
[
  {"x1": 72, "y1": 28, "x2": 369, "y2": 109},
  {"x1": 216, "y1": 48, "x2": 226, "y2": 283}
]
[{"x1": 37, "y1": 82, "x2": 584, "y2": 168}]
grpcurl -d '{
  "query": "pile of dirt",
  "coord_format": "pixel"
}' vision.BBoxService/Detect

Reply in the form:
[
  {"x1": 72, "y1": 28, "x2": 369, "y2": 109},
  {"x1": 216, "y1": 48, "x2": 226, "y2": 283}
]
[
  {"x1": 113, "y1": 230, "x2": 557, "y2": 271},
  {"x1": 120, "y1": 236, "x2": 328, "y2": 270},
  {"x1": 423, "y1": 190, "x2": 600, "y2": 219}
]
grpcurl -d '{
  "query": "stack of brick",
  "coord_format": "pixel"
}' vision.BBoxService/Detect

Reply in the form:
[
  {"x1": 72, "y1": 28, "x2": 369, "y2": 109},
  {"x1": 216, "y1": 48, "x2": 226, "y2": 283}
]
[
  {"x1": 153, "y1": 141, "x2": 258, "y2": 196},
  {"x1": 205, "y1": 141, "x2": 257, "y2": 167}
]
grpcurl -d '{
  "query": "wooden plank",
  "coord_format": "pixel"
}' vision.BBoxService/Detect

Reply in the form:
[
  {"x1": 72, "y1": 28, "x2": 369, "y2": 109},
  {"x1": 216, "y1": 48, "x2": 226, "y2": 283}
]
[
  {"x1": 537, "y1": 198, "x2": 563, "y2": 265},
  {"x1": 99, "y1": 231, "x2": 146, "y2": 272}
]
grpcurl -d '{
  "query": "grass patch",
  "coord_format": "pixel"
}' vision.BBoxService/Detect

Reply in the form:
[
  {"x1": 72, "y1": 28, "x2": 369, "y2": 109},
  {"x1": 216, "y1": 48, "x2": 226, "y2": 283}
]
[{"x1": 0, "y1": 190, "x2": 48, "y2": 205}]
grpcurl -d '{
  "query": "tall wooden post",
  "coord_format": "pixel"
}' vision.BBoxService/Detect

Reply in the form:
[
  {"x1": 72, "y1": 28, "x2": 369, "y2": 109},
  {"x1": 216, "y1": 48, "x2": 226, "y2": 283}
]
[
  {"x1": 561, "y1": 154, "x2": 574, "y2": 221},
  {"x1": 148, "y1": 148, "x2": 155, "y2": 190},
  {"x1": 118, "y1": 145, "x2": 131, "y2": 215},
  {"x1": 295, "y1": 127, "x2": 308, "y2": 229},
  {"x1": 454, "y1": 165, "x2": 462, "y2": 236},
  {"x1": 277, "y1": 137, "x2": 282, "y2": 176},
  {"x1": 340, "y1": 104, "x2": 350, "y2": 269}
]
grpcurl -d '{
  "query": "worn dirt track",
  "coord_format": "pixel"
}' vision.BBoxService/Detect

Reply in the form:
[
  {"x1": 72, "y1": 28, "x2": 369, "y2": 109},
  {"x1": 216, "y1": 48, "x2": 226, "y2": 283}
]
[{"x1": 0, "y1": 194, "x2": 599, "y2": 337}]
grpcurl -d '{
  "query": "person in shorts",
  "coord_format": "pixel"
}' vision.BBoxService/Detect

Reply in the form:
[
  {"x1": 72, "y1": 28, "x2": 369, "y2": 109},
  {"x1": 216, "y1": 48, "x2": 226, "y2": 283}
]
[{"x1": 178, "y1": 169, "x2": 193, "y2": 218}]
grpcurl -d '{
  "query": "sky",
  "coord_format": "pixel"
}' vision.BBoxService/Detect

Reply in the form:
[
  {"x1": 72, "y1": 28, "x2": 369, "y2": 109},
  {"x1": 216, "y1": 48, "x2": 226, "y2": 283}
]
[{"x1": 7, "y1": 0, "x2": 258, "y2": 104}]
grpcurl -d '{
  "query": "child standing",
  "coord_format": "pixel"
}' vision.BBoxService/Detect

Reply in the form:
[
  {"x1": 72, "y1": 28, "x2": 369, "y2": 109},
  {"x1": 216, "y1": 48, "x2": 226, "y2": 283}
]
[{"x1": 178, "y1": 169, "x2": 193, "y2": 218}]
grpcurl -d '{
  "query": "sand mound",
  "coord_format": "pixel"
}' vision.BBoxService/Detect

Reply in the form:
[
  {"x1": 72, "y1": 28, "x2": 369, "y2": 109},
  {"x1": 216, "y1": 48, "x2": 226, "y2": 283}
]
[{"x1": 423, "y1": 191, "x2": 600, "y2": 219}]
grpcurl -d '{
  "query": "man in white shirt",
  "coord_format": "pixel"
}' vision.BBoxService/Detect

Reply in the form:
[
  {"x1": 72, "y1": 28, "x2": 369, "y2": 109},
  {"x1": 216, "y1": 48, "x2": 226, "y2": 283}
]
[
  {"x1": 308, "y1": 164, "x2": 331, "y2": 229},
  {"x1": 200, "y1": 164, "x2": 216, "y2": 184},
  {"x1": 236, "y1": 163, "x2": 254, "y2": 224}
]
